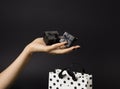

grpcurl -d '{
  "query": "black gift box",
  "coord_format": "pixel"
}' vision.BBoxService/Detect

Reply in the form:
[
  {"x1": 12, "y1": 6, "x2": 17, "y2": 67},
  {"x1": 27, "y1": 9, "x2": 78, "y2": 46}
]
[
  {"x1": 43, "y1": 31, "x2": 60, "y2": 45},
  {"x1": 60, "y1": 32, "x2": 77, "y2": 47}
]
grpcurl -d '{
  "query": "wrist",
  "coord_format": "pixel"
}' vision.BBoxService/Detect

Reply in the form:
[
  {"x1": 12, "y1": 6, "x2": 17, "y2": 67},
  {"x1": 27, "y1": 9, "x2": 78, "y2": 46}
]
[{"x1": 24, "y1": 45, "x2": 33, "y2": 56}]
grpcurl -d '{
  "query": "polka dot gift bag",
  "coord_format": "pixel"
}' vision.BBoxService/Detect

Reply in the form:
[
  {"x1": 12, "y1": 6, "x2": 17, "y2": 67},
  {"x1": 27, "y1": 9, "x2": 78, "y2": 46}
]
[{"x1": 48, "y1": 68, "x2": 92, "y2": 89}]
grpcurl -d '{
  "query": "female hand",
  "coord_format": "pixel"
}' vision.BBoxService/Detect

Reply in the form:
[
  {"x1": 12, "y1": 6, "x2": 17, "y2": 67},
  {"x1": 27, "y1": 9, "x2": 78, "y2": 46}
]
[{"x1": 26, "y1": 38, "x2": 80, "y2": 54}]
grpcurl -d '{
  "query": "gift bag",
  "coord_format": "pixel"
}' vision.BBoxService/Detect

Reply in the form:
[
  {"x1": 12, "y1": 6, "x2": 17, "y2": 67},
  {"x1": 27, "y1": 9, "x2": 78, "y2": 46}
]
[{"x1": 48, "y1": 69, "x2": 92, "y2": 89}]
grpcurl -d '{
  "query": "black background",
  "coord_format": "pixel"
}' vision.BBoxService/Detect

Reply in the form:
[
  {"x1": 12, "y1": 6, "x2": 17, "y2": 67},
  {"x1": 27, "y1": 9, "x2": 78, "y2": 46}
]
[{"x1": 0, "y1": 0, "x2": 119, "y2": 89}]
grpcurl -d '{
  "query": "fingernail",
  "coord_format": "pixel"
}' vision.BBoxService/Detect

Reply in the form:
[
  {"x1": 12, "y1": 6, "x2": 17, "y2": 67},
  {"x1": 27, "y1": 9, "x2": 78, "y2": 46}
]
[{"x1": 73, "y1": 48, "x2": 76, "y2": 50}]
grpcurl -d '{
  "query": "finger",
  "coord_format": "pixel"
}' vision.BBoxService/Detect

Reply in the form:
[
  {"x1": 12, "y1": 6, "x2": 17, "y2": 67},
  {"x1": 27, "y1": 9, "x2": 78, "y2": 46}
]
[
  {"x1": 46, "y1": 42, "x2": 67, "y2": 51},
  {"x1": 50, "y1": 45, "x2": 80, "y2": 54},
  {"x1": 72, "y1": 45, "x2": 80, "y2": 49},
  {"x1": 58, "y1": 45, "x2": 66, "y2": 49},
  {"x1": 61, "y1": 45, "x2": 80, "y2": 53}
]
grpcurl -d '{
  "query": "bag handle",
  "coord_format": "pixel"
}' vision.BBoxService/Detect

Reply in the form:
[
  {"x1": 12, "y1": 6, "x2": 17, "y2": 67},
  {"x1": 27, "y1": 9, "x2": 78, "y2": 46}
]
[
  {"x1": 58, "y1": 68, "x2": 78, "y2": 81},
  {"x1": 58, "y1": 64, "x2": 86, "y2": 81}
]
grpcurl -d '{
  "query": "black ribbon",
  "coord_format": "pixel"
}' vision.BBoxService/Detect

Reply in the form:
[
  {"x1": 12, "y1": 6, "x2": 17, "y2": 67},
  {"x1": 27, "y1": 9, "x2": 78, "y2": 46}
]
[{"x1": 58, "y1": 68, "x2": 78, "y2": 81}]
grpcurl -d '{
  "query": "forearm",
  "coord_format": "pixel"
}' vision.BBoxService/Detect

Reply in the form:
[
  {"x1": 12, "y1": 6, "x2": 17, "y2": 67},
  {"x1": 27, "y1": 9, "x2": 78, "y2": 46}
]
[{"x1": 0, "y1": 46, "x2": 32, "y2": 89}]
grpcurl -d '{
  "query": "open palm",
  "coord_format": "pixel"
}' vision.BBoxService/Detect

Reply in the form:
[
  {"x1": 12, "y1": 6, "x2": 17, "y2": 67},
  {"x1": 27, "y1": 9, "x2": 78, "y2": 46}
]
[{"x1": 28, "y1": 38, "x2": 80, "y2": 54}]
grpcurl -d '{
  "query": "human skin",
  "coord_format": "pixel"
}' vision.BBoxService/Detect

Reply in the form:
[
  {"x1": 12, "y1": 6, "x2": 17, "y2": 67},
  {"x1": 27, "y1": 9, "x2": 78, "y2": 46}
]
[{"x1": 0, "y1": 38, "x2": 80, "y2": 89}]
